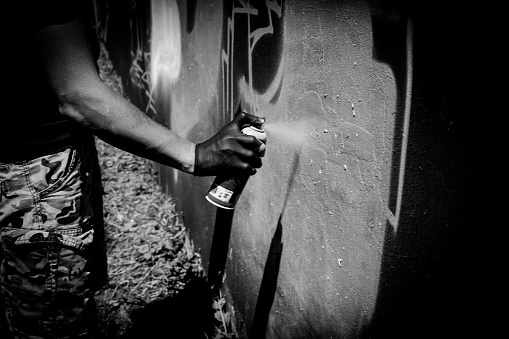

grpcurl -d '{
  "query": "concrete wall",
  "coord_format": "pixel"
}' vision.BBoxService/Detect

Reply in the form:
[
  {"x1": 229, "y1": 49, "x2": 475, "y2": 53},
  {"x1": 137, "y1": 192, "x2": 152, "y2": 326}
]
[{"x1": 98, "y1": 1, "x2": 481, "y2": 338}]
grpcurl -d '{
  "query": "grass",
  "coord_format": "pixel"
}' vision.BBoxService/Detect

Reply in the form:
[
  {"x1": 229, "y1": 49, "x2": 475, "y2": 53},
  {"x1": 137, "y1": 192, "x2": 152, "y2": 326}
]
[{"x1": 93, "y1": 137, "x2": 205, "y2": 337}]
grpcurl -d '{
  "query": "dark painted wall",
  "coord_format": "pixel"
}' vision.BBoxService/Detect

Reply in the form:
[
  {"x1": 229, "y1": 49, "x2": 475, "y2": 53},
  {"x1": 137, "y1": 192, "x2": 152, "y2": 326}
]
[{"x1": 97, "y1": 0, "x2": 484, "y2": 338}]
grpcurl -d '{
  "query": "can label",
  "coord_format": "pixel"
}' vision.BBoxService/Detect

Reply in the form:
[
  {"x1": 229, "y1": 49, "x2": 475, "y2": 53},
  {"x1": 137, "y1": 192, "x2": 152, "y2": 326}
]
[
  {"x1": 205, "y1": 175, "x2": 248, "y2": 209},
  {"x1": 209, "y1": 185, "x2": 234, "y2": 203}
]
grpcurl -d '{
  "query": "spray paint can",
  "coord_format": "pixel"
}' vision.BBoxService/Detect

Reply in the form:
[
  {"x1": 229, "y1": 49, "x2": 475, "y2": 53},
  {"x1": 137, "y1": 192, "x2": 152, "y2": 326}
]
[{"x1": 206, "y1": 125, "x2": 267, "y2": 210}]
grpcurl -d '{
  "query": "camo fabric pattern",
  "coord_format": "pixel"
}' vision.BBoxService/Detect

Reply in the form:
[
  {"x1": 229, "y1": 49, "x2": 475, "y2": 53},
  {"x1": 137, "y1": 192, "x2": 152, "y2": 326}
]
[{"x1": 0, "y1": 138, "x2": 107, "y2": 339}]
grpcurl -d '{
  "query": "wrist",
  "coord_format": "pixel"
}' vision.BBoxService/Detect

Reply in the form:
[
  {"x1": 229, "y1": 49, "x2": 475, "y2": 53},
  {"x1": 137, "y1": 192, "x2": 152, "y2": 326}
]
[{"x1": 182, "y1": 142, "x2": 196, "y2": 174}]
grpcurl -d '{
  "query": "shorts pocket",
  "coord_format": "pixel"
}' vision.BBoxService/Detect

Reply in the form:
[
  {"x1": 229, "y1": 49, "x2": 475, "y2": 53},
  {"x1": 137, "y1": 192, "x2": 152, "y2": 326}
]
[
  {"x1": 0, "y1": 226, "x2": 95, "y2": 336},
  {"x1": 37, "y1": 147, "x2": 78, "y2": 198}
]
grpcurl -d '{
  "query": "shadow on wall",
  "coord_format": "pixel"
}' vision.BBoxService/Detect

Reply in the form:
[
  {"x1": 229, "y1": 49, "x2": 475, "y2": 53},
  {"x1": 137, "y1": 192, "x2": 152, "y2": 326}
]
[
  {"x1": 248, "y1": 151, "x2": 298, "y2": 339},
  {"x1": 250, "y1": 213, "x2": 283, "y2": 339},
  {"x1": 208, "y1": 152, "x2": 299, "y2": 339},
  {"x1": 122, "y1": 278, "x2": 214, "y2": 339},
  {"x1": 363, "y1": 1, "x2": 482, "y2": 338}
]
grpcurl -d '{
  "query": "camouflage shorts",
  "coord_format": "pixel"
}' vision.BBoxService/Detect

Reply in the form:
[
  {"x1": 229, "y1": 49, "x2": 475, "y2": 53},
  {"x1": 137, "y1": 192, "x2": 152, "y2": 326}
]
[{"x1": 0, "y1": 137, "x2": 107, "y2": 338}]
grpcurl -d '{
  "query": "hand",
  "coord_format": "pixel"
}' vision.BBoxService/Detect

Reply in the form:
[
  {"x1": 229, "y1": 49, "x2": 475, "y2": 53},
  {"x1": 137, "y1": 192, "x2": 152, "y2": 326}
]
[{"x1": 194, "y1": 110, "x2": 265, "y2": 176}]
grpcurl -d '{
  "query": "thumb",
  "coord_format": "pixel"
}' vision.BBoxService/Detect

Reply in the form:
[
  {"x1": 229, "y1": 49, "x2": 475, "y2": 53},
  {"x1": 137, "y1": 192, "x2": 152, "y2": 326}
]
[{"x1": 233, "y1": 111, "x2": 265, "y2": 129}]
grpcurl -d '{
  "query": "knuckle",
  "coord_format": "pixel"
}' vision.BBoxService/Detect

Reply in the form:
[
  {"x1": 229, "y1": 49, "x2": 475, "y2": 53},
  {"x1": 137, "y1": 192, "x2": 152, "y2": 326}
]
[
  {"x1": 239, "y1": 162, "x2": 252, "y2": 172},
  {"x1": 246, "y1": 135, "x2": 258, "y2": 144}
]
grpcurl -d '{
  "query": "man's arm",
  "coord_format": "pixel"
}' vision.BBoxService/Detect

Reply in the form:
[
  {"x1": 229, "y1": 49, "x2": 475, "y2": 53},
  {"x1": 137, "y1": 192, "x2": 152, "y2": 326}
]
[{"x1": 34, "y1": 20, "x2": 198, "y2": 173}]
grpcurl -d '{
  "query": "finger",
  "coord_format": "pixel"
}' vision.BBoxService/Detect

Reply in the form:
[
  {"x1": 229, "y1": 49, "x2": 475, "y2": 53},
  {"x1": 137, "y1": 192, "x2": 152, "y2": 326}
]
[
  {"x1": 237, "y1": 134, "x2": 266, "y2": 157},
  {"x1": 229, "y1": 142, "x2": 262, "y2": 169},
  {"x1": 237, "y1": 135, "x2": 265, "y2": 156},
  {"x1": 235, "y1": 104, "x2": 263, "y2": 125},
  {"x1": 236, "y1": 134, "x2": 262, "y2": 150},
  {"x1": 234, "y1": 111, "x2": 265, "y2": 128},
  {"x1": 238, "y1": 152, "x2": 262, "y2": 169},
  {"x1": 231, "y1": 159, "x2": 257, "y2": 175},
  {"x1": 257, "y1": 143, "x2": 266, "y2": 157}
]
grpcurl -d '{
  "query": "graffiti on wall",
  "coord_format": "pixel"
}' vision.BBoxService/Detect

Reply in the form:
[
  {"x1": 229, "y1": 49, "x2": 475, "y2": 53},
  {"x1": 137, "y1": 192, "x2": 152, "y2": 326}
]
[
  {"x1": 99, "y1": 0, "x2": 412, "y2": 236},
  {"x1": 370, "y1": 4, "x2": 414, "y2": 233},
  {"x1": 150, "y1": 0, "x2": 182, "y2": 93},
  {"x1": 103, "y1": 0, "x2": 182, "y2": 121},
  {"x1": 388, "y1": 19, "x2": 412, "y2": 233},
  {"x1": 219, "y1": 0, "x2": 414, "y2": 236},
  {"x1": 207, "y1": 0, "x2": 286, "y2": 297},
  {"x1": 221, "y1": 0, "x2": 284, "y2": 122}
]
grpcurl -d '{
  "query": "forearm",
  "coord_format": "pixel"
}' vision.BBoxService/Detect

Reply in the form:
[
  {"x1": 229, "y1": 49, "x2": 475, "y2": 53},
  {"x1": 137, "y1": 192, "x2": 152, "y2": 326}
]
[
  {"x1": 35, "y1": 19, "x2": 263, "y2": 177},
  {"x1": 59, "y1": 83, "x2": 196, "y2": 173}
]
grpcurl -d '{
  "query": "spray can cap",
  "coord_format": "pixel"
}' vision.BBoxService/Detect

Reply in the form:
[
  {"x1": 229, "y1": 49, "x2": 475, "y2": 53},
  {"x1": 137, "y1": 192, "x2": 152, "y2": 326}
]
[{"x1": 241, "y1": 126, "x2": 267, "y2": 141}]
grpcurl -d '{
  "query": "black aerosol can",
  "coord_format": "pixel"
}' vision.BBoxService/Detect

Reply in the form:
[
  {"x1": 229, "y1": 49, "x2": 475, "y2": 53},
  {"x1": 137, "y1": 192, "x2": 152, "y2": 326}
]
[{"x1": 206, "y1": 125, "x2": 267, "y2": 209}]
